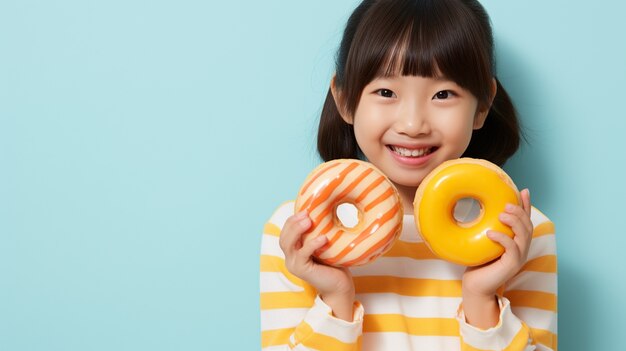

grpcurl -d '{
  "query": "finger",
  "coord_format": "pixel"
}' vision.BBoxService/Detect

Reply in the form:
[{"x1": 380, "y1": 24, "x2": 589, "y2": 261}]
[
  {"x1": 504, "y1": 204, "x2": 533, "y2": 234},
  {"x1": 279, "y1": 211, "x2": 312, "y2": 253},
  {"x1": 298, "y1": 235, "x2": 329, "y2": 264},
  {"x1": 521, "y1": 188, "x2": 531, "y2": 216},
  {"x1": 487, "y1": 230, "x2": 520, "y2": 259},
  {"x1": 499, "y1": 212, "x2": 532, "y2": 245}
]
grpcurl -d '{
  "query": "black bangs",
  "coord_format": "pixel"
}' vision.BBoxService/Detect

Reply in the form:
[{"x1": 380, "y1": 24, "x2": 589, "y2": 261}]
[{"x1": 339, "y1": 0, "x2": 495, "y2": 115}]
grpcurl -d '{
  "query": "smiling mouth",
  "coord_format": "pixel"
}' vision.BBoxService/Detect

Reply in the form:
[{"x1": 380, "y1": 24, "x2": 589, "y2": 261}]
[{"x1": 389, "y1": 145, "x2": 437, "y2": 157}]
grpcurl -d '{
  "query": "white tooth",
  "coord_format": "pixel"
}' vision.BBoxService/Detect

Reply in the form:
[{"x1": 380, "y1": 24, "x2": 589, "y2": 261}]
[{"x1": 392, "y1": 146, "x2": 433, "y2": 157}]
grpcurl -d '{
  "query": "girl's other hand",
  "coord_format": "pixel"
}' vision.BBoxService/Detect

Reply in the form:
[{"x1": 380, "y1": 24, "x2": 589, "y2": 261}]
[
  {"x1": 461, "y1": 189, "x2": 533, "y2": 327},
  {"x1": 279, "y1": 211, "x2": 356, "y2": 321}
]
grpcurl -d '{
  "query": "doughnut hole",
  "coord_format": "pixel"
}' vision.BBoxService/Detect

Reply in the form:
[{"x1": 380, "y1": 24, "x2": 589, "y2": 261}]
[
  {"x1": 335, "y1": 202, "x2": 360, "y2": 229},
  {"x1": 453, "y1": 197, "x2": 484, "y2": 227}
]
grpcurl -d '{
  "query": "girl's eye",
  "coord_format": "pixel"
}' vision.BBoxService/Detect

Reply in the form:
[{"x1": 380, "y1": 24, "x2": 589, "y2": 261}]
[
  {"x1": 433, "y1": 90, "x2": 454, "y2": 100},
  {"x1": 376, "y1": 89, "x2": 396, "y2": 98}
]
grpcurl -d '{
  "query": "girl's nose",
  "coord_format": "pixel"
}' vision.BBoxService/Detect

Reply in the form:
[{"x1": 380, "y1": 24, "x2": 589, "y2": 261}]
[{"x1": 394, "y1": 104, "x2": 431, "y2": 137}]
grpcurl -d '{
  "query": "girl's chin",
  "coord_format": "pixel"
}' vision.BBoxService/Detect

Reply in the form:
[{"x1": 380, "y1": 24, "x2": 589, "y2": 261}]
[
  {"x1": 388, "y1": 177, "x2": 422, "y2": 191},
  {"x1": 383, "y1": 167, "x2": 430, "y2": 188}
]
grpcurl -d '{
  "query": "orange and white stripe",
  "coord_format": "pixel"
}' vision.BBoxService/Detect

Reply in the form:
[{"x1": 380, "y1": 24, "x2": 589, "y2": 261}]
[{"x1": 260, "y1": 201, "x2": 557, "y2": 351}]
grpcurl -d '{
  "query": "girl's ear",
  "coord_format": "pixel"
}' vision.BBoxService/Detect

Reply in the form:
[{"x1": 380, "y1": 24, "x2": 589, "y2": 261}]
[
  {"x1": 473, "y1": 78, "x2": 497, "y2": 130},
  {"x1": 330, "y1": 75, "x2": 353, "y2": 125}
]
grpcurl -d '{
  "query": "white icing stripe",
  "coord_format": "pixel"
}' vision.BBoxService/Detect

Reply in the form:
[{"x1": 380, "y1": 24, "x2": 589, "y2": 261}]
[
  {"x1": 505, "y1": 271, "x2": 557, "y2": 294},
  {"x1": 261, "y1": 308, "x2": 309, "y2": 330},
  {"x1": 351, "y1": 256, "x2": 465, "y2": 280},
  {"x1": 260, "y1": 272, "x2": 303, "y2": 293},
  {"x1": 345, "y1": 234, "x2": 398, "y2": 266},
  {"x1": 308, "y1": 174, "x2": 388, "y2": 219},
  {"x1": 360, "y1": 178, "x2": 391, "y2": 208},
  {"x1": 320, "y1": 213, "x2": 400, "y2": 262},
  {"x1": 357, "y1": 293, "x2": 462, "y2": 318},
  {"x1": 509, "y1": 307, "x2": 557, "y2": 334},
  {"x1": 305, "y1": 162, "x2": 361, "y2": 214},
  {"x1": 362, "y1": 333, "x2": 460, "y2": 351}
]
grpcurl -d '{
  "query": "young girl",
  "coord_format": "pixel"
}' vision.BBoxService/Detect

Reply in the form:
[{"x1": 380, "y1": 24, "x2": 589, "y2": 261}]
[{"x1": 260, "y1": 0, "x2": 557, "y2": 350}]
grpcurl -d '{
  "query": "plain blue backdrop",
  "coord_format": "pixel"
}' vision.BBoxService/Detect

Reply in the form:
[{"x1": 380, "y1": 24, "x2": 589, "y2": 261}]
[{"x1": 2, "y1": 1, "x2": 625, "y2": 350}]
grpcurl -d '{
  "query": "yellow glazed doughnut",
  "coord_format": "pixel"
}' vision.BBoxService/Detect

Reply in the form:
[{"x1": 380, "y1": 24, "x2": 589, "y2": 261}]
[
  {"x1": 295, "y1": 159, "x2": 403, "y2": 267},
  {"x1": 413, "y1": 158, "x2": 521, "y2": 266}
]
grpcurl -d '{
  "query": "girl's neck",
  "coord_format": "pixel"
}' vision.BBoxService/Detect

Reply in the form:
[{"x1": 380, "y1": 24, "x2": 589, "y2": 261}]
[{"x1": 393, "y1": 183, "x2": 417, "y2": 214}]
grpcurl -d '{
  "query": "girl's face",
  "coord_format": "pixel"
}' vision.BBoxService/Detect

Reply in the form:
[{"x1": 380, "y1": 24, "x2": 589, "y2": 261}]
[{"x1": 340, "y1": 75, "x2": 489, "y2": 193}]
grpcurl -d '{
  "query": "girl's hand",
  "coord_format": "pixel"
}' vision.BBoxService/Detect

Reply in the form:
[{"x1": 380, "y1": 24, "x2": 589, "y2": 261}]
[
  {"x1": 279, "y1": 211, "x2": 356, "y2": 321},
  {"x1": 461, "y1": 189, "x2": 533, "y2": 328}
]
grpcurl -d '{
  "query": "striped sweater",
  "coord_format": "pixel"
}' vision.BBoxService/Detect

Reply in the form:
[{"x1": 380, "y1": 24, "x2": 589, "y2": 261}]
[{"x1": 260, "y1": 201, "x2": 557, "y2": 351}]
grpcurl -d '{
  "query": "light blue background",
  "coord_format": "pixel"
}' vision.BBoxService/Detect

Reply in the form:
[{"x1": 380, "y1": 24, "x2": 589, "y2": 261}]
[{"x1": 1, "y1": 1, "x2": 625, "y2": 350}]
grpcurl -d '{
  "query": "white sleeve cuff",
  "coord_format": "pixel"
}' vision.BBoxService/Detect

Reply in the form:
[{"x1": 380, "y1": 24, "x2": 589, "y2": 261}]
[
  {"x1": 298, "y1": 295, "x2": 363, "y2": 344},
  {"x1": 457, "y1": 296, "x2": 529, "y2": 349}
]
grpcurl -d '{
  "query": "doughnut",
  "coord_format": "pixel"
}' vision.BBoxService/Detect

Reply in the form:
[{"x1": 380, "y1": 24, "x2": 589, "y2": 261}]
[
  {"x1": 413, "y1": 158, "x2": 521, "y2": 266},
  {"x1": 295, "y1": 159, "x2": 403, "y2": 267}
]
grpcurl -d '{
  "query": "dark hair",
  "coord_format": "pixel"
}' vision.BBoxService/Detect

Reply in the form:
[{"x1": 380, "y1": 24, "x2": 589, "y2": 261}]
[{"x1": 317, "y1": 0, "x2": 522, "y2": 166}]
